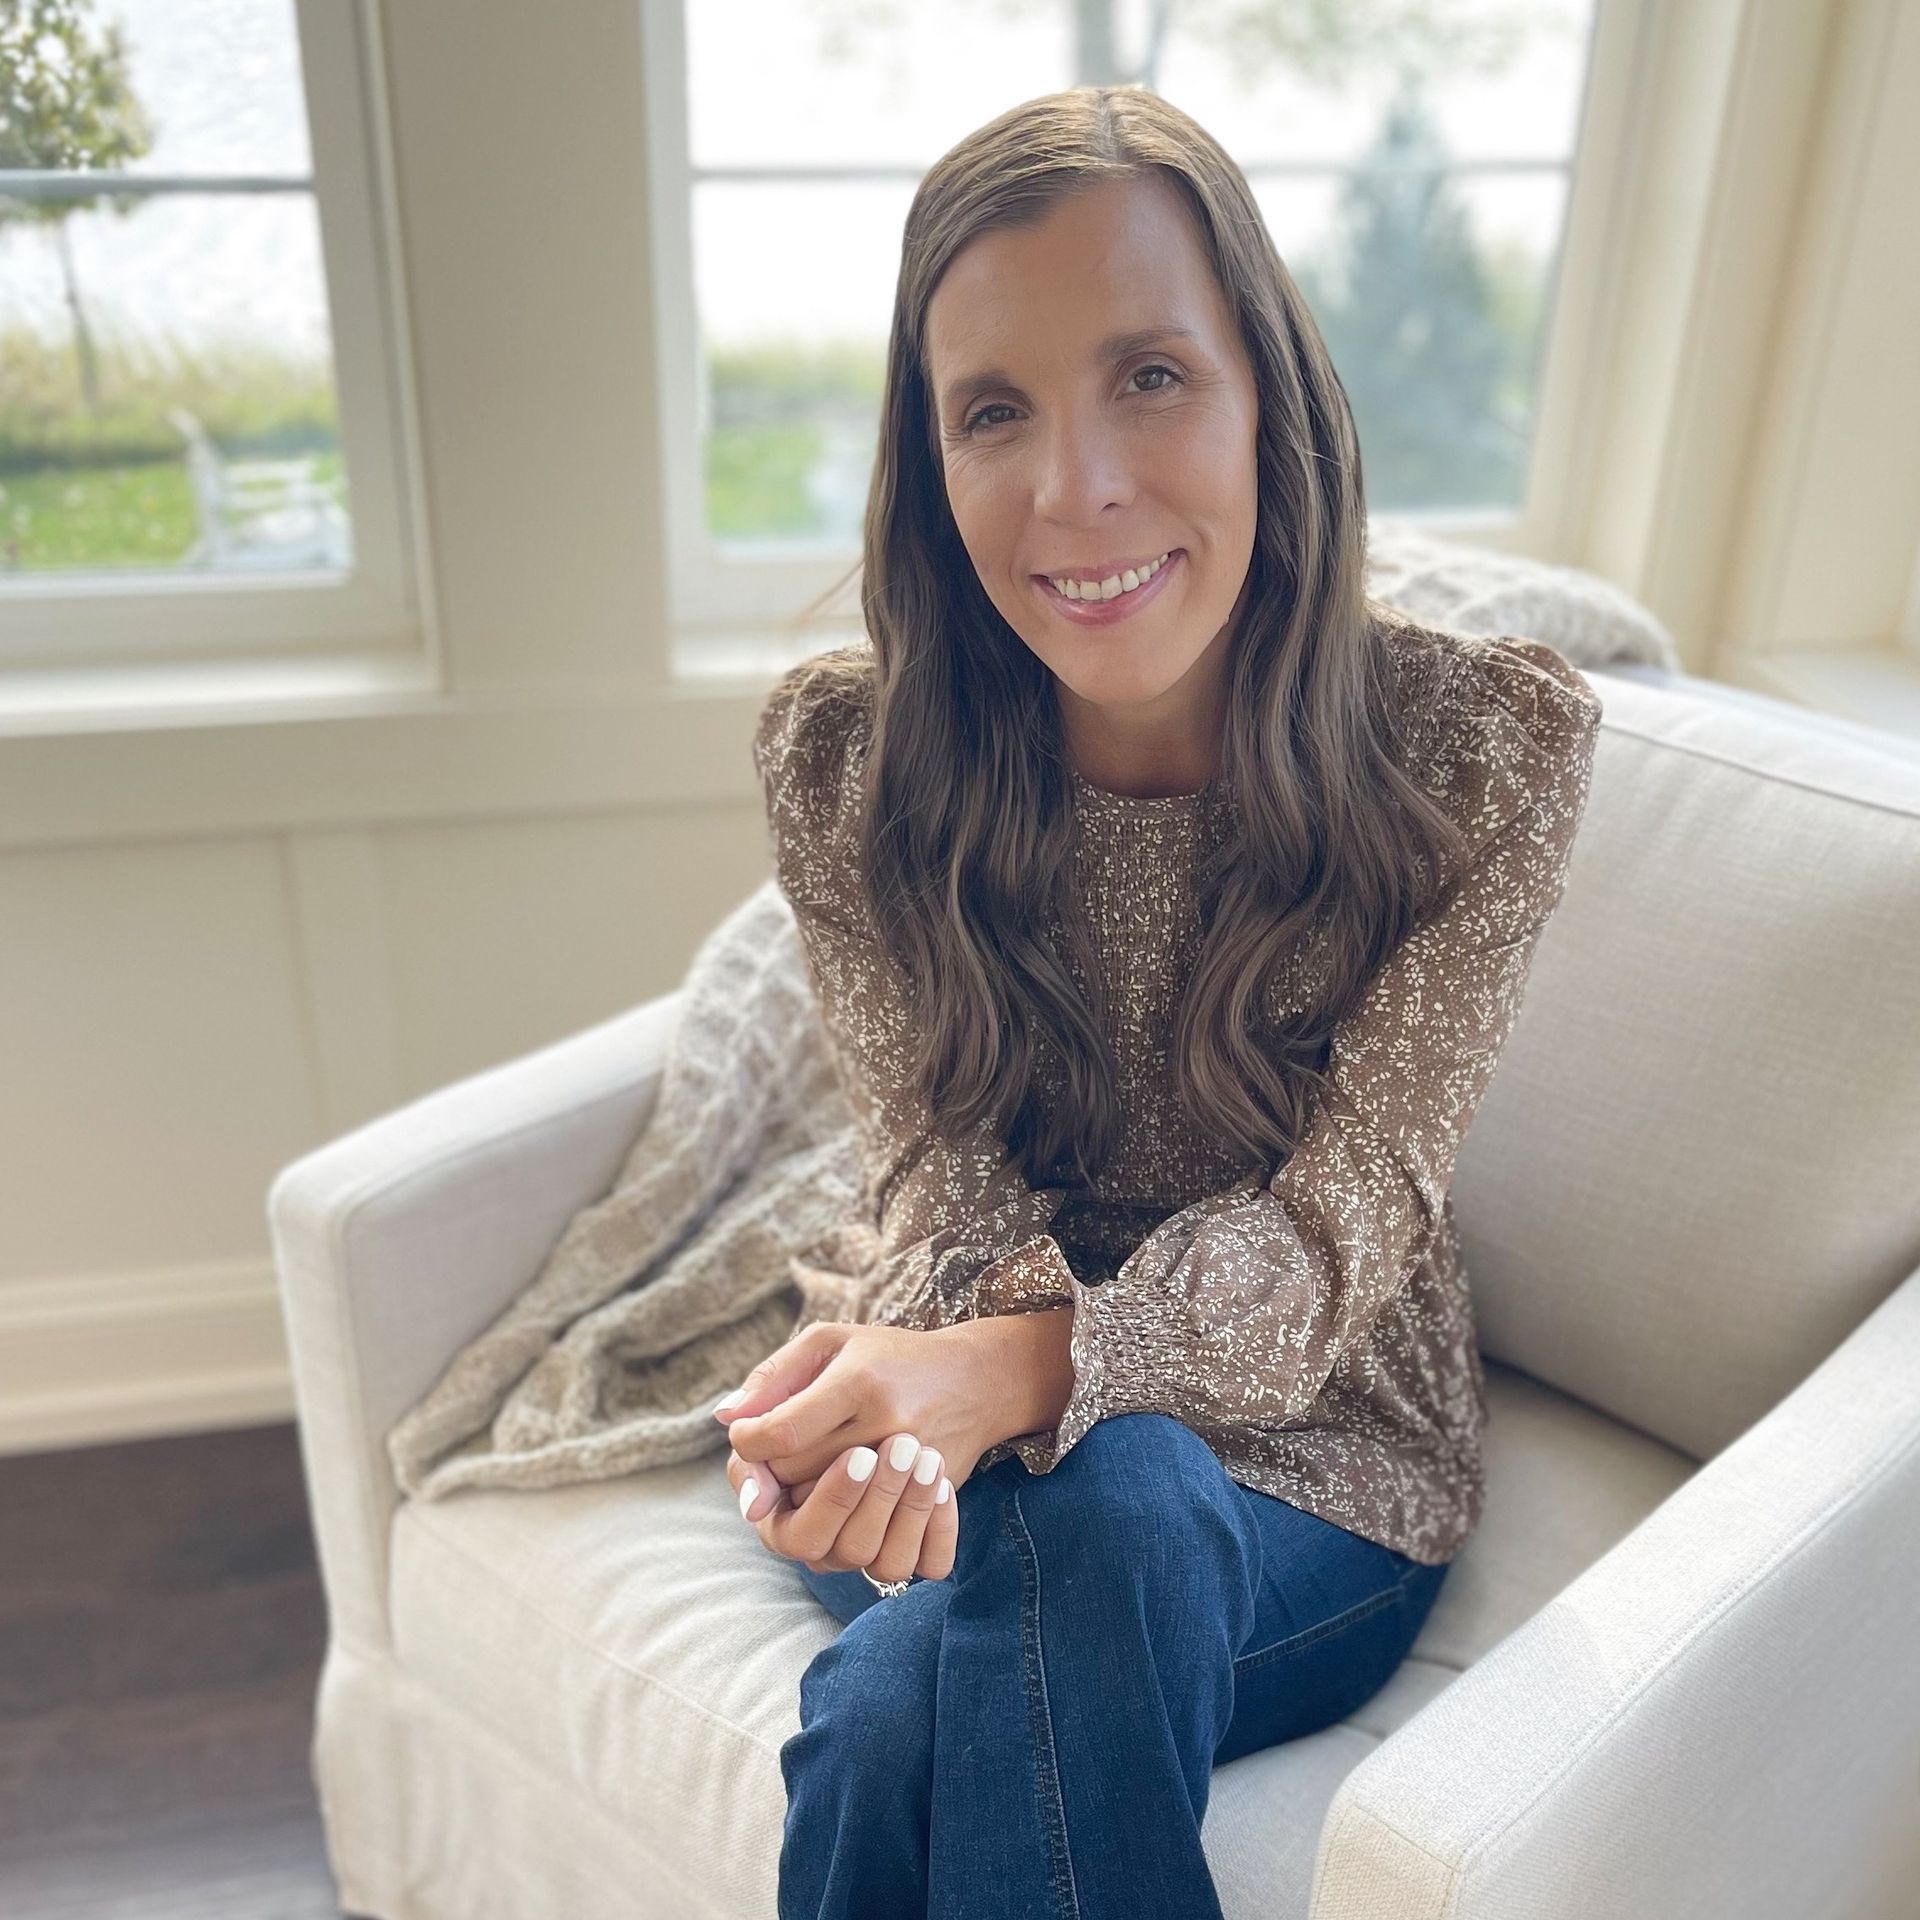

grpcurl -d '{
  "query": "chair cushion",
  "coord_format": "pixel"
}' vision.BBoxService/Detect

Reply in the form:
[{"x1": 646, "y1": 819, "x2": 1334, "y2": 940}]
[
  {"x1": 1455, "y1": 665, "x2": 1920, "y2": 1462},
  {"x1": 387, "y1": 1359, "x2": 1694, "y2": 1913}
]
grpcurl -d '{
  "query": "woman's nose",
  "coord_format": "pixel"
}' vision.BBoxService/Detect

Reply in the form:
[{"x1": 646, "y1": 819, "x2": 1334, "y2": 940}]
[{"x1": 1031, "y1": 431, "x2": 1136, "y2": 520}]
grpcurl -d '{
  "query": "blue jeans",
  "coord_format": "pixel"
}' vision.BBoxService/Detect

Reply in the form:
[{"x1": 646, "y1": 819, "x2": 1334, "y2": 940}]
[{"x1": 776, "y1": 1410, "x2": 1449, "y2": 1919}]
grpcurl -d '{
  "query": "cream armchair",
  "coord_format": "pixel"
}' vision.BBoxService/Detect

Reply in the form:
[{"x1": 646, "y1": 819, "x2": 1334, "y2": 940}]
[{"x1": 268, "y1": 663, "x2": 1920, "y2": 1919}]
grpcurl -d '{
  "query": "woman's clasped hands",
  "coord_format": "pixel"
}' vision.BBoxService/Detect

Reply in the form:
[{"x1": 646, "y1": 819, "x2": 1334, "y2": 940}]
[{"x1": 712, "y1": 1319, "x2": 1000, "y2": 1584}]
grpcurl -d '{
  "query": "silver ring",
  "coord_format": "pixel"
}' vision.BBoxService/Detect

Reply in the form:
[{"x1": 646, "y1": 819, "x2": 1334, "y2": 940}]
[{"x1": 860, "y1": 1567, "x2": 914, "y2": 1598}]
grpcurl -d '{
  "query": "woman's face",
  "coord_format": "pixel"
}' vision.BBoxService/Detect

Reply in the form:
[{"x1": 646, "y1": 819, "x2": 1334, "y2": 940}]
[{"x1": 925, "y1": 173, "x2": 1261, "y2": 788}]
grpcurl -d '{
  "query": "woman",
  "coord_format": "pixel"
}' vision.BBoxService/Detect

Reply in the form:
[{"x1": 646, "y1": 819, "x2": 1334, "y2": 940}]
[{"x1": 717, "y1": 85, "x2": 1601, "y2": 1920}]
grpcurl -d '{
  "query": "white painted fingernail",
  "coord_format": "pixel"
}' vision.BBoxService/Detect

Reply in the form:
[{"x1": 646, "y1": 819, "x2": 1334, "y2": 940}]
[
  {"x1": 738, "y1": 1477, "x2": 759, "y2": 1518},
  {"x1": 848, "y1": 1447, "x2": 877, "y2": 1482},
  {"x1": 716, "y1": 1388, "x2": 746, "y2": 1411},
  {"x1": 889, "y1": 1433, "x2": 920, "y2": 1472},
  {"x1": 913, "y1": 1447, "x2": 941, "y2": 1485},
  {"x1": 936, "y1": 1477, "x2": 951, "y2": 1503}
]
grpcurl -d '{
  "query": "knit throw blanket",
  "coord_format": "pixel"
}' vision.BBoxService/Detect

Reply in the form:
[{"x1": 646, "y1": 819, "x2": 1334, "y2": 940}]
[{"x1": 384, "y1": 530, "x2": 1680, "y2": 1501}]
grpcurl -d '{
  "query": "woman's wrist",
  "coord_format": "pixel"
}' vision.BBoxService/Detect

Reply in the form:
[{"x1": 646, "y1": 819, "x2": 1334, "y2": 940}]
[{"x1": 951, "y1": 1306, "x2": 1076, "y2": 1450}]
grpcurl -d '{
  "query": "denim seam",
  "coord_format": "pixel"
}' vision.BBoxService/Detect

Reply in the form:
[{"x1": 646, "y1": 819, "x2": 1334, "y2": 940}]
[
  {"x1": 1231, "y1": 1581, "x2": 1408, "y2": 1674},
  {"x1": 1006, "y1": 1484, "x2": 1082, "y2": 1920}
]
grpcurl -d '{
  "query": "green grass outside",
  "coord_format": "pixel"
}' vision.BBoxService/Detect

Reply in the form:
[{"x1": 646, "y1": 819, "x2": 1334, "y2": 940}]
[
  {"x1": 0, "y1": 452, "x2": 348, "y2": 569},
  {"x1": 1, "y1": 324, "x2": 876, "y2": 570}
]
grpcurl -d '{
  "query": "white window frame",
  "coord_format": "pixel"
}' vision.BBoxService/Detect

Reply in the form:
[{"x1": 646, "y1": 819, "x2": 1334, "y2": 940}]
[
  {"x1": 0, "y1": 0, "x2": 433, "y2": 678},
  {"x1": 636, "y1": 0, "x2": 857, "y2": 656},
  {"x1": 637, "y1": 0, "x2": 1656, "y2": 659}
]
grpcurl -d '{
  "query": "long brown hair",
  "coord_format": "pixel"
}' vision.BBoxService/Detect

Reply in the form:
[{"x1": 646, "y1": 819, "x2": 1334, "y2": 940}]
[{"x1": 793, "y1": 85, "x2": 1469, "y2": 1194}]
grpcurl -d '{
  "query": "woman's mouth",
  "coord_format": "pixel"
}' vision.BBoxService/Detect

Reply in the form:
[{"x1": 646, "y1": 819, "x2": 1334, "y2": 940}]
[{"x1": 1033, "y1": 548, "x2": 1184, "y2": 627}]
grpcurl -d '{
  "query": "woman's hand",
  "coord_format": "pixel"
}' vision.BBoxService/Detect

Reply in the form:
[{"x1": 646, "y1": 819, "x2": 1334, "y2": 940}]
[
  {"x1": 713, "y1": 1320, "x2": 1002, "y2": 1501},
  {"x1": 724, "y1": 1436, "x2": 957, "y2": 1581}
]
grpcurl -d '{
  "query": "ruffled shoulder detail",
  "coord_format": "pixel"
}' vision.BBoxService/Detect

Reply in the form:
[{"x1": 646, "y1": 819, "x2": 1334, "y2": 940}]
[
  {"x1": 750, "y1": 643, "x2": 876, "y2": 881},
  {"x1": 1416, "y1": 627, "x2": 1604, "y2": 844},
  {"x1": 1454, "y1": 628, "x2": 1604, "y2": 753}
]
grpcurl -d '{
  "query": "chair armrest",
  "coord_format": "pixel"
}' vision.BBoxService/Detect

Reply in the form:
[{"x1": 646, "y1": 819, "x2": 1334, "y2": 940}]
[
  {"x1": 266, "y1": 991, "x2": 681, "y2": 1655},
  {"x1": 1310, "y1": 1262, "x2": 1920, "y2": 1920}
]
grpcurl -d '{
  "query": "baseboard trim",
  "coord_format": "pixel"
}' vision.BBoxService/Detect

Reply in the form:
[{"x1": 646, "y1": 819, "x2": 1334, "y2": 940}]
[{"x1": 0, "y1": 1259, "x2": 296, "y2": 1456}]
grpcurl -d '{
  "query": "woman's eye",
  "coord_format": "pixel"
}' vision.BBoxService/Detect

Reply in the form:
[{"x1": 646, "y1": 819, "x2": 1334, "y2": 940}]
[
  {"x1": 961, "y1": 364, "x2": 1185, "y2": 436},
  {"x1": 963, "y1": 402, "x2": 1017, "y2": 435}
]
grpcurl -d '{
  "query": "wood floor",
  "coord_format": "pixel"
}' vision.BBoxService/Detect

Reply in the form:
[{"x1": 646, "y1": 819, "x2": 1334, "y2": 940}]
[{"x1": 0, "y1": 1421, "x2": 350, "y2": 1918}]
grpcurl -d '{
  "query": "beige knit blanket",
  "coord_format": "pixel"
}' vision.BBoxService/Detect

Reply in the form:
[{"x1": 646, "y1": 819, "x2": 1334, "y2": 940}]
[{"x1": 384, "y1": 531, "x2": 1680, "y2": 1501}]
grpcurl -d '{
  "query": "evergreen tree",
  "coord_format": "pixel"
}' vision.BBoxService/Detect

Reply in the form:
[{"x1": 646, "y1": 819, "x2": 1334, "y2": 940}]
[{"x1": 1296, "y1": 73, "x2": 1522, "y2": 511}]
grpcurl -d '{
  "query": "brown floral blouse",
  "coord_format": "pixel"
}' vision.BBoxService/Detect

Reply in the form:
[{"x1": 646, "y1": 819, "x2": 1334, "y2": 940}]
[{"x1": 751, "y1": 616, "x2": 1603, "y2": 1565}]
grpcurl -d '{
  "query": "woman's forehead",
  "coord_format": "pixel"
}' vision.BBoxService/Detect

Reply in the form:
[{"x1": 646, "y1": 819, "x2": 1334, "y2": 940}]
[{"x1": 926, "y1": 180, "x2": 1219, "y2": 367}]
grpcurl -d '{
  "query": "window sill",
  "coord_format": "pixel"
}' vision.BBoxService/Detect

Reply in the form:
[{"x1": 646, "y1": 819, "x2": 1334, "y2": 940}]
[
  {"x1": 0, "y1": 648, "x2": 802, "y2": 851},
  {"x1": 1727, "y1": 642, "x2": 1920, "y2": 755},
  {"x1": 0, "y1": 649, "x2": 447, "y2": 740},
  {"x1": 668, "y1": 620, "x2": 868, "y2": 684}
]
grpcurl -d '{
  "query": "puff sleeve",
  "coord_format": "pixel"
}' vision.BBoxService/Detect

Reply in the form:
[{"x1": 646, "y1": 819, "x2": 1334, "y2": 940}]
[
  {"x1": 998, "y1": 636, "x2": 1605, "y2": 1476},
  {"x1": 752, "y1": 650, "x2": 1080, "y2": 1335}
]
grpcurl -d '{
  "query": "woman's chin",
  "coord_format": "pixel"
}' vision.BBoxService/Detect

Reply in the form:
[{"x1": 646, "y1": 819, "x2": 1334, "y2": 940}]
[{"x1": 1054, "y1": 659, "x2": 1192, "y2": 709}]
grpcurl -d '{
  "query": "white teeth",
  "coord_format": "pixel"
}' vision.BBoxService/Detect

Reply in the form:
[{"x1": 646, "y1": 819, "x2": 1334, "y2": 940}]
[{"x1": 1048, "y1": 550, "x2": 1171, "y2": 601}]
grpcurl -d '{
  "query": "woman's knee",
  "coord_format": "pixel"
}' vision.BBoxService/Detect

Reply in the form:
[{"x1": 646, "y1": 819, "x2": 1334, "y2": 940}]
[
  {"x1": 1012, "y1": 1413, "x2": 1250, "y2": 1582},
  {"x1": 1020, "y1": 1412, "x2": 1230, "y2": 1515}
]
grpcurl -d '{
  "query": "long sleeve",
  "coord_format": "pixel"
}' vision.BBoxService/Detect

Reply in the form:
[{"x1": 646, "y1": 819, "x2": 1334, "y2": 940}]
[
  {"x1": 752, "y1": 649, "x2": 1080, "y2": 1335},
  {"x1": 1002, "y1": 637, "x2": 1605, "y2": 1475}
]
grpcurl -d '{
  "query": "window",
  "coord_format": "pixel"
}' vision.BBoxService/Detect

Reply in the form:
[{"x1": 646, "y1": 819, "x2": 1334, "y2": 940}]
[
  {"x1": 641, "y1": 0, "x2": 1604, "y2": 674},
  {"x1": 0, "y1": 0, "x2": 423, "y2": 673}
]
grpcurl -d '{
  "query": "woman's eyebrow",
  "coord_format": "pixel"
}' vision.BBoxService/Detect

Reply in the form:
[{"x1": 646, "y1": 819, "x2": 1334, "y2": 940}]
[{"x1": 938, "y1": 324, "x2": 1201, "y2": 416}]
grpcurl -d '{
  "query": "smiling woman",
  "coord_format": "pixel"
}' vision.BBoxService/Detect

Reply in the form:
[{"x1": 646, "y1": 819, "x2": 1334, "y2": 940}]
[
  {"x1": 925, "y1": 173, "x2": 1262, "y2": 797},
  {"x1": 762, "y1": 82, "x2": 1603, "y2": 1920}
]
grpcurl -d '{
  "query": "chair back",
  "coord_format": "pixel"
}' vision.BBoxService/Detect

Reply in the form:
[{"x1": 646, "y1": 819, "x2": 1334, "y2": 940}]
[{"x1": 1457, "y1": 668, "x2": 1920, "y2": 1459}]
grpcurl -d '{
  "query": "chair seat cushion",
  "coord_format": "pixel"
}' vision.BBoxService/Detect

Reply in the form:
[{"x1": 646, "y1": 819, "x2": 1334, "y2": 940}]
[{"x1": 387, "y1": 1358, "x2": 1695, "y2": 1913}]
